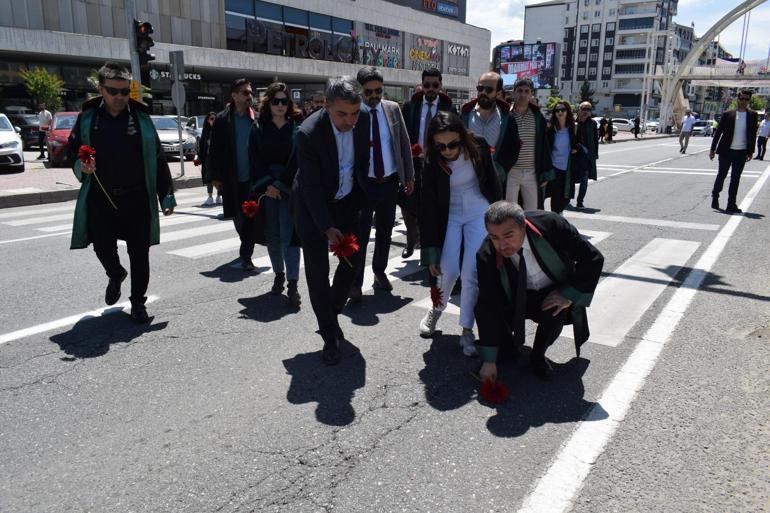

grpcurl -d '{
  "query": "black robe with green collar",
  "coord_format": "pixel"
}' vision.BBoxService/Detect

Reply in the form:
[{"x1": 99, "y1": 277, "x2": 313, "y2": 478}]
[{"x1": 474, "y1": 210, "x2": 604, "y2": 363}]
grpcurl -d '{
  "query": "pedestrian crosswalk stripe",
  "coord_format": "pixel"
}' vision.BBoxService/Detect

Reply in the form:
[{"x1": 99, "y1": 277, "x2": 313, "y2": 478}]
[
  {"x1": 33, "y1": 206, "x2": 223, "y2": 233},
  {"x1": 564, "y1": 212, "x2": 720, "y2": 231},
  {"x1": 0, "y1": 203, "x2": 74, "y2": 220},
  {"x1": 4, "y1": 212, "x2": 75, "y2": 227},
  {"x1": 0, "y1": 231, "x2": 70, "y2": 245},
  {"x1": 167, "y1": 237, "x2": 242, "y2": 258},
  {"x1": 635, "y1": 169, "x2": 762, "y2": 177},
  {"x1": 117, "y1": 222, "x2": 233, "y2": 246},
  {"x1": 579, "y1": 229, "x2": 612, "y2": 245}
]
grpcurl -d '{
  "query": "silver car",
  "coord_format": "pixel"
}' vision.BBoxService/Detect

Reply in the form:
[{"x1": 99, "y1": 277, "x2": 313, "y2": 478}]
[
  {"x1": 151, "y1": 115, "x2": 196, "y2": 160},
  {"x1": 0, "y1": 114, "x2": 25, "y2": 172}
]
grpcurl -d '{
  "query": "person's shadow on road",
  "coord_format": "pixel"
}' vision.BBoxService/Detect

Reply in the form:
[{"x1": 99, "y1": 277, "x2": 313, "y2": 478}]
[
  {"x1": 238, "y1": 292, "x2": 298, "y2": 323},
  {"x1": 282, "y1": 340, "x2": 366, "y2": 426},
  {"x1": 200, "y1": 259, "x2": 269, "y2": 283},
  {"x1": 341, "y1": 291, "x2": 413, "y2": 327},
  {"x1": 50, "y1": 312, "x2": 168, "y2": 359},
  {"x1": 418, "y1": 334, "x2": 480, "y2": 411}
]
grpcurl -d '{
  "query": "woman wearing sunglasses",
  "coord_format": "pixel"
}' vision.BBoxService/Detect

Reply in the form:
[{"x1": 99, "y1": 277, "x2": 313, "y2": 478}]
[
  {"x1": 545, "y1": 101, "x2": 578, "y2": 214},
  {"x1": 418, "y1": 111, "x2": 503, "y2": 356},
  {"x1": 251, "y1": 82, "x2": 303, "y2": 308},
  {"x1": 198, "y1": 112, "x2": 222, "y2": 206}
]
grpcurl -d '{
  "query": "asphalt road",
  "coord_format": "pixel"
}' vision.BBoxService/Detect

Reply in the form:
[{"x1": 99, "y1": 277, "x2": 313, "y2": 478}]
[{"x1": 1, "y1": 136, "x2": 768, "y2": 513}]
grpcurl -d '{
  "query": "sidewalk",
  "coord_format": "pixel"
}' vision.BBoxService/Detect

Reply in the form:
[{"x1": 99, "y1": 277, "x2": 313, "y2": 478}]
[{"x1": 0, "y1": 133, "x2": 675, "y2": 209}]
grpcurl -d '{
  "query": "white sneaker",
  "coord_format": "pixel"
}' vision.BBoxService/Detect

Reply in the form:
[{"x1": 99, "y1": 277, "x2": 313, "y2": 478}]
[
  {"x1": 419, "y1": 309, "x2": 442, "y2": 337},
  {"x1": 459, "y1": 329, "x2": 478, "y2": 357},
  {"x1": 203, "y1": 196, "x2": 214, "y2": 207},
  {"x1": 215, "y1": 195, "x2": 223, "y2": 205}
]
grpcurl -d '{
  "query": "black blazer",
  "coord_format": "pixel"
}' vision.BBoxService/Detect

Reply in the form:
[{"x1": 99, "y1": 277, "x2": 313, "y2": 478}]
[
  {"x1": 402, "y1": 91, "x2": 457, "y2": 145},
  {"x1": 474, "y1": 210, "x2": 604, "y2": 358},
  {"x1": 711, "y1": 109, "x2": 759, "y2": 155},
  {"x1": 292, "y1": 108, "x2": 371, "y2": 234},
  {"x1": 419, "y1": 136, "x2": 503, "y2": 266}
]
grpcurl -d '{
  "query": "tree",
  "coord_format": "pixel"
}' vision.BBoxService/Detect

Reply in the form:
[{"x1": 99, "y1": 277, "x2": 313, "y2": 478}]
[
  {"x1": 19, "y1": 67, "x2": 64, "y2": 111},
  {"x1": 579, "y1": 80, "x2": 596, "y2": 107},
  {"x1": 727, "y1": 95, "x2": 765, "y2": 112},
  {"x1": 546, "y1": 97, "x2": 577, "y2": 116}
]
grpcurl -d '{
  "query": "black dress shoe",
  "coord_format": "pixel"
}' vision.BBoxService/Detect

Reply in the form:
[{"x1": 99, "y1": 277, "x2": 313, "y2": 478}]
[
  {"x1": 130, "y1": 302, "x2": 150, "y2": 324},
  {"x1": 348, "y1": 287, "x2": 362, "y2": 304},
  {"x1": 372, "y1": 272, "x2": 393, "y2": 291},
  {"x1": 271, "y1": 272, "x2": 285, "y2": 295},
  {"x1": 711, "y1": 198, "x2": 720, "y2": 210},
  {"x1": 287, "y1": 280, "x2": 301, "y2": 308},
  {"x1": 401, "y1": 246, "x2": 414, "y2": 259},
  {"x1": 725, "y1": 205, "x2": 742, "y2": 214},
  {"x1": 105, "y1": 269, "x2": 128, "y2": 306},
  {"x1": 529, "y1": 358, "x2": 554, "y2": 381},
  {"x1": 322, "y1": 337, "x2": 341, "y2": 365}
]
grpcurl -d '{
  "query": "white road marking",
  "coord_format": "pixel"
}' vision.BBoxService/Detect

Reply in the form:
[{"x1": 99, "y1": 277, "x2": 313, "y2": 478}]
[
  {"x1": 635, "y1": 169, "x2": 761, "y2": 177},
  {"x1": 35, "y1": 206, "x2": 223, "y2": 232},
  {"x1": 167, "y1": 237, "x2": 242, "y2": 258},
  {"x1": 117, "y1": 222, "x2": 233, "y2": 246},
  {"x1": 515, "y1": 163, "x2": 770, "y2": 513},
  {"x1": 0, "y1": 296, "x2": 160, "y2": 346},
  {"x1": 0, "y1": 231, "x2": 70, "y2": 245},
  {"x1": 565, "y1": 238, "x2": 699, "y2": 347},
  {"x1": 0, "y1": 203, "x2": 74, "y2": 220},
  {"x1": 563, "y1": 212, "x2": 719, "y2": 231},
  {"x1": 578, "y1": 230, "x2": 612, "y2": 245},
  {"x1": 4, "y1": 212, "x2": 75, "y2": 226}
]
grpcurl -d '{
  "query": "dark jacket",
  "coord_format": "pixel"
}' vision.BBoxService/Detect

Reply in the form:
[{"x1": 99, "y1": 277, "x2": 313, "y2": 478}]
[
  {"x1": 401, "y1": 91, "x2": 457, "y2": 145},
  {"x1": 575, "y1": 118, "x2": 599, "y2": 181},
  {"x1": 474, "y1": 211, "x2": 604, "y2": 362},
  {"x1": 292, "y1": 108, "x2": 371, "y2": 234},
  {"x1": 460, "y1": 98, "x2": 513, "y2": 184},
  {"x1": 495, "y1": 103, "x2": 554, "y2": 188},
  {"x1": 545, "y1": 123, "x2": 577, "y2": 200},
  {"x1": 207, "y1": 103, "x2": 259, "y2": 218},
  {"x1": 198, "y1": 121, "x2": 213, "y2": 183},
  {"x1": 710, "y1": 109, "x2": 759, "y2": 155},
  {"x1": 419, "y1": 136, "x2": 503, "y2": 266}
]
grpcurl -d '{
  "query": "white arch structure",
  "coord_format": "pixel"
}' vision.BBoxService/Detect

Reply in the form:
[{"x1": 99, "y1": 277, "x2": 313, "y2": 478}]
[{"x1": 659, "y1": 0, "x2": 767, "y2": 129}]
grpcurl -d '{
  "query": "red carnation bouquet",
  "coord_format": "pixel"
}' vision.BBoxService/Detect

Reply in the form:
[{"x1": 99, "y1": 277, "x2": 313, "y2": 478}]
[
  {"x1": 241, "y1": 194, "x2": 265, "y2": 219},
  {"x1": 193, "y1": 158, "x2": 202, "y2": 166},
  {"x1": 411, "y1": 143, "x2": 423, "y2": 157},
  {"x1": 330, "y1": 233, "x2": 359, "y2": 267},
  {"x1": 78, "y1": 145, "x2": 116, "y2": 210},
  {"x1": 429, "y1": 274, "x2": 443, "y2": 309},
  {"x1": 479, "y1": 379, "x2": 509, "y2": 405}
]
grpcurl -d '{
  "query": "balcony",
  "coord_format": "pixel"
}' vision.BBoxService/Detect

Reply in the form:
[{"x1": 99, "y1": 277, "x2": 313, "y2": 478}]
[
  {"x1": 618, "y1": 7, "x2": 659, "y2": 17},
  {"x1": 616, "y1": 37, "x2": 649, "y2": 47}
]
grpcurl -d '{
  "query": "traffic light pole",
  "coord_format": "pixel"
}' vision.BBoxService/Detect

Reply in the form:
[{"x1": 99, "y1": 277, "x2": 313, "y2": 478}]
[{"x1": 125, "y1": 0, "x2": 142, "y2": 83}]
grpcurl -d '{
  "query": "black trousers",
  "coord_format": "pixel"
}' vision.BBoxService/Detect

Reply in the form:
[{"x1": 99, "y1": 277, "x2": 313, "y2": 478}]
[
  {"x1": 400, "y1": 158, "x2": 422, "y2": 249},
  {"x1": 525, "y1": 286, "x2": 569, "y2": 364},
  {"x1": 88, "y1": 187, "x2": 151, "y2": 305},
  {"x1": 712, "y1": 149, "x2": 749, "y2": 208},
  {"x1": 233, "y1": 180, "x2": 255, "y2": 260},
  {"x1": 354, "y1": 177, "x2": 399, "y2": 288},
  {"x1": 757, "y1": 136, "x2": 767, "y2": 159},
  {"x1": 295, "y1": 191, "x2": 362, "y2": 342},
  {"x1": 37, "y1": 131, "x2": 46, "y2": 155},
  {"x1": 548, "y1": 170, "x2": 568, "y2": 214}
]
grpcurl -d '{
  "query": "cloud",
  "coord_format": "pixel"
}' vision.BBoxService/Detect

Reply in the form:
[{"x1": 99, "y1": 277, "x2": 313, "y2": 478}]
[
  {"x1": 466, "y1": 0, "x2": 527, "y2": 53},
  {"x1": 677, "y1": 2, "x2": 770, "y2": 60}
]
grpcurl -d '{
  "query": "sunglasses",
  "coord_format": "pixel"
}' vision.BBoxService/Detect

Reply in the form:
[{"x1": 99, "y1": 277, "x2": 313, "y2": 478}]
[
  {"x1": 364, "y1": 87, "x2": 383, "y2": 96},
  {"x1": 434, "y1": 140, "x2": 462, "y2": 152},
  {"x1": 476, "y1": 85, "x2": 495, "y2": 94},
  {"x1": 103, "y1": 86, "x2": 130, "y2": 97},
  {"x1": 422, "y1": 81, "x2": 441, "y2": 90},
  {"x1": 554, "y1": 108, "x2": 567, "y2": 113},
  {"x1": 271, "y1": 97, "x2": 289, "y2": 106}
]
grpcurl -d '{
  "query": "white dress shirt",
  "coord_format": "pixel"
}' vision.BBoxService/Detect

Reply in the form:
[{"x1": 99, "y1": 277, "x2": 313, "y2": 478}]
[
  {"x1": 418, "y1": 98, "x2": 436, "y2": 150},
  {"x1": 731, "y1": 111, "x2": 748, "y2": 151},
  {"x1": 331, "y1": 120, "x2": 355, "y2": 199},
  {"x1": 681, "y1": 114, "x2": 696, "y2": 132},
  {"x1": 759, "y1": 119, "x2": 770, "y2": 138},
  {"x1": 511, "y1": 236, "x2": 554, "y2": 291},
  {"x1": 362, "y1": 102, "x2": 397, "y2": 178}
]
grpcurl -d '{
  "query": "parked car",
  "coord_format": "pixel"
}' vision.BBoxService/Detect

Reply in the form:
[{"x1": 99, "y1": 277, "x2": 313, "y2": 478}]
[
  {"x1": 151, "y1": 115, "x2": 196, "y2": 160},
  {"x1": 609, "y1": 118, "x2": 634, "y2": 132},
  {"x1": 5, "y1": 113, "x2": 41, "y2": 150},
  {"x1": 0, "y1": 114, "x2": 25, "y2": 172},
  {"x1": 46, "y1": 112, "x2": 78, "y2": 167},
  {"x1": 691, "y1": 120, "x2": 713, "y2": 136},
  {"x1": 185, "y1": 115, "x2": 207, "y2": 142},
  {"x1": 593, "y1": 117, "x2": 618, "y2": 137},
  {"x1": 645, "y1": 119, "x2": 660, "y2": 131}
]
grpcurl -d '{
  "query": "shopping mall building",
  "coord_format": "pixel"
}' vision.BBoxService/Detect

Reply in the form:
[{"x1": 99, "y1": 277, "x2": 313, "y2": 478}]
[{"x1": 0, "y1": 0, "x2": 490, "y2": 115}]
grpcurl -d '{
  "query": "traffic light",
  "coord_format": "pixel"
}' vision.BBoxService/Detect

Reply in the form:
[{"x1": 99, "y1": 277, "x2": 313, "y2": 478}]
[{"x1": 134, "y1": 20, "x2": 155, "y2": 65}]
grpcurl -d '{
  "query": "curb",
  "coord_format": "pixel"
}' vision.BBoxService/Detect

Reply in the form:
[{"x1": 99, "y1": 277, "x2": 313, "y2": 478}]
[{"x1": 0, "y1": 175, "x2": 204, "y2": 210}]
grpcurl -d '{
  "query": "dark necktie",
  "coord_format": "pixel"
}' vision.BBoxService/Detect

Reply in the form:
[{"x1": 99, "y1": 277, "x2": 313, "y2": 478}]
[
  {"x1": 371, "y1": 108, "x2": 385, "y2": 179},
  {"x1": 423, "y1": 101, "x2": 434, "y2": 151},
  {"x1": 514, "y1": 249, "x2": 527, "y2": 344}
]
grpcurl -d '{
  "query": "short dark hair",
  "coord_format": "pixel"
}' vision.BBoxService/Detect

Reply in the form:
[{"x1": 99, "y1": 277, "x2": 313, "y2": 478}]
[
  {"x1": 97, "y1": 61, "x2": 131, "y2": 85},
  {"x1": 513, "y1": 78, "x2": 534, "y2": 91},
  {"x1": 357, "y1": 66, "x2": 384, "y2": 87},
  {"x1": 484, "y1": 201, "x2": 526, "y2": 228},
  {"x1": 425, "y1": 111, "x2": 480, "y2": 166},
  {"x1": 231, "y1": 78, "x2": 250, "y2": 93},
  {"x1": 422, "y1": 67, "x2": 442, "y2": 83},
  {"x1": 325, "y1": 76, "x2": 362, "y2": 104},
  {"x1": 739, "y1": 89, "x2": 753, "y2": 97},
  {"x1": 258, "y1": 81, "x2": 301, "y2": 122}
]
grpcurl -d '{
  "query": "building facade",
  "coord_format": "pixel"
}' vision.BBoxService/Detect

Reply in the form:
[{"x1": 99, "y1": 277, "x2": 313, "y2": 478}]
[{"x1": 0, "y1": 0, "x2": 489, "y2": 114}]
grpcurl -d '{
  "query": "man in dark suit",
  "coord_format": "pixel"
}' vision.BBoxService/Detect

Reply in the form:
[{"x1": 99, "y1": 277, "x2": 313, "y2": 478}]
[
  {"x1": 400, "y1": 67, "x2": 456, "y2": 258},
  {"x1": 710, "y1": 89, "x2": 759, "y2": 214},
  {"x1": 474, "y1": 201, "x2": 603, "y2": 381},
  {"x1": 293, "y1": 77, "x2": 371, "y2": 365}
]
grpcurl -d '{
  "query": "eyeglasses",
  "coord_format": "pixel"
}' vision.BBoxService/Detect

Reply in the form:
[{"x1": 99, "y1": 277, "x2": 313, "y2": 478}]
[
  {"x1": 363, "y1": 87, "x2": 383, "y2": 96},
  {"x1": 554, "y1": 108, "x2": 567, "y2": 113},
  {"x1": 103, "y1": 86, "x2": 130, "y2": 97},
  {"x1": 434, "y1": 140, "x2": 462, "y2": 152},
  {"x1": 271, "y1": 97, "x2": 289, "y2": 106},
  {"x1": 422, "y1": 81, "x2": 441, "y2": 90},
  {"x1": 476, "y1": 85, "x2": 495, "y2": 94}
]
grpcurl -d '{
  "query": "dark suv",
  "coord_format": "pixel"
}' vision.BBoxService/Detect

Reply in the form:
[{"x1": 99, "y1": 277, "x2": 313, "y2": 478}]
[{"x1": 5, "y1": 114, "x2": 41, "y2": 150}]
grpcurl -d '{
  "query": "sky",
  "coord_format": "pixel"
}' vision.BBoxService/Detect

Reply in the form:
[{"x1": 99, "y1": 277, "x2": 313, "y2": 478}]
[{"x1": 466, "y1": 0, "x2": 770, "y2": 62}]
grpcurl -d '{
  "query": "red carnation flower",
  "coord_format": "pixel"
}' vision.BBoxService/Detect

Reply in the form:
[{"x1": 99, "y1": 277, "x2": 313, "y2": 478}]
[
  {"x1": 193, "y1": 158, "x2": 202, "y2": 166},
  {"x1": 330, "y1": 233, "x2": 360, "y2": 267},
  {"x1": 429, "y1": 274, "x2": 443, "y2": 309},
  {"x1": 78, "y1": 145, "x2": 96, "y2": 164},
  {"x1": 411, "y1": 143, "x2": 423, "y2": 157},
  {"x1": 479, "y1": 379, "x2": 509, "y2": 405},
  {"x1": 241, "y1": 200, "x2": 259, "y2": 219}
]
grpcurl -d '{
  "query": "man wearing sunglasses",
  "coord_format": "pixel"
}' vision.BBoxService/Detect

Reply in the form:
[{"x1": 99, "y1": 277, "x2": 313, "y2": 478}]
[
  {"x1": 709, "y1": 90, "x2": 759, "y2": 214},
  {"x1": 208, "y1": 78, "x2": 260, "y2": 270},
  {"x1": 348, "y1": 67, "x2": 415, "y2": 303},
  {"x1": 400, "y1": 67, "x2": 456, "y2": 259},
  {"x1": 67, "y1": 62, "x2": 175, "y2": 324},
  {"x1": 574, "y1": 101, "x2": 599, "y2": 209}
]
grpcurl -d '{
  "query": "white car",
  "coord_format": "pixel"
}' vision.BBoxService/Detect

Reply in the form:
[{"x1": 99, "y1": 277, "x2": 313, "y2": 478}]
[
  {"x1": 610, "y1": 118, "x2": 634, "y2": 132},
  {"x1": 0, "y1": 114, "x2": 25, "y2": 172},
  {"x1": 151, "y1": 115, "x2": 196, "y2": 161}
]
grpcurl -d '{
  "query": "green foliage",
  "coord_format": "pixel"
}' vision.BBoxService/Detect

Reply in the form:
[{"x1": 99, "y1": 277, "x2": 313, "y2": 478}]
[
  {"x1": 546, "y1": 97, "x2": 577, "y2": 115},
  {"x1": 19, "y1": 67, "x2": 64, "y2": 111},
  {"x1": 727, "y1": 95, "x2": 766, "y2": 112},
  {"x1": 579, "y1": 80, "x2": 596, "y2": 106}
]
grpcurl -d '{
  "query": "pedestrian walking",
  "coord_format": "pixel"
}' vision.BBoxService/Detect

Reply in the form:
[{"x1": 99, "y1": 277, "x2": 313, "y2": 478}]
[
  {"x1": 208, "y1": 78, "x2": 260, "y2": 271},
  {"x1": 400, "y1": 67, "x2": 456, "y2": 259},
  {"x1": 574, "y1": 101, "x2": 599, "y2": 209},
  {"x1": 755, "y1": 112, "x2": 769, "y2": 160},
  {"x1": 253, "y1": 82, "x2": 303, "y2": 308},
  {"x1": 605, "y1": 117, "x2": 614, "y2": 143},
  {"x1": 679, "y1": 109, "x2": 696, "y2": 153},
  {"x1": 197, "y1": 111, "x2": 221, "y2": 206},
  {"x1": 710, "y1": 90, "x2": 759, "y2": 214},
  {"x1": 418, "y1": 111, "x2": 503, "y2": 357},
  {"x1": 598, "y1": 117, "x2": 607, "y2": 143},
  {"x1": 633, "y1": 116, "x2": 641, "y2": 139},
  {"x1": 37, "y1": 103, "x2": 52, "y2": 160},
  {"x1": 348, "y1": 67, "x2": 415, "y2": 303},
  {"x1": 292, "y1": 77, "x2": 370, "y2": 365},
  {"x1": 475, "y1": 201, "x2": 603, "y2": 381},
  {"x1": 545, "y1": 101, "x2": 577, "y2": 214},
  {"x1": 66, "y1": 62, "x2": 176, "y2": 323}
]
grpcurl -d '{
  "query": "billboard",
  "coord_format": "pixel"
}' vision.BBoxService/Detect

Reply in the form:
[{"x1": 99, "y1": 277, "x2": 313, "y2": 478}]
[
  {"x1": 496, "y1": 42, "x2": 558, "y2": 89},
  {"x1": 406, "y1": 34, "x2": 443, "y2": 72},
  {"x1": 355, "y1": 23, "x2": 403, "y2": 68}
]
